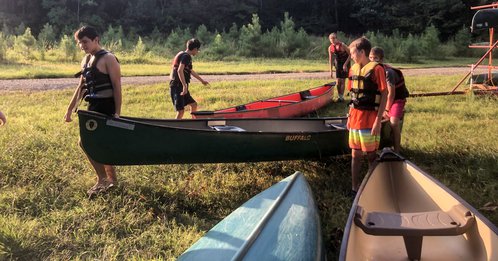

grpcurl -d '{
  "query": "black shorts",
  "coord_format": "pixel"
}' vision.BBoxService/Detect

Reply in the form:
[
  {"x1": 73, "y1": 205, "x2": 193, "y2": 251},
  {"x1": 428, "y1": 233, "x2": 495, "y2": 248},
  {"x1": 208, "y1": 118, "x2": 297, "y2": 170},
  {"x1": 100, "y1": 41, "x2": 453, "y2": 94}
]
[
  {"x1": 170, "y1": 81, "x2": 196, "y2": 111},
  {"x1": 336, "y1": 60, "x2": 350, "y2": 79},
  {"x1": 88, "y1": 97, "x2": 115, "y2": 115}
]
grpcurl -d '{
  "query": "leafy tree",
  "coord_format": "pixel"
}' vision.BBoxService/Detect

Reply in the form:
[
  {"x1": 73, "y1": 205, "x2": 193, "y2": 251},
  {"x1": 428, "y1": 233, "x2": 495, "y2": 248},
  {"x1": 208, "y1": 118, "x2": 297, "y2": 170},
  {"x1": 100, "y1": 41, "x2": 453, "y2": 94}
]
[
  {"x1": 15, "y1": 27, "x2": 37, "y2": 59},
  {"x1": 0, "y1": 32, "x2": 7, "y2": 61},
  {"x1": 38, "y1": 23, "x2": 57, "y2": 49},
  {"x1": 238, "y1": 14, "x2": 263, "y2": 57},
  {"x1": 59, "y1": 34, "x2": 77, "y2": 62},
  {"x1": 421, "y1": 24, "x2": 441, "y2": 58}
]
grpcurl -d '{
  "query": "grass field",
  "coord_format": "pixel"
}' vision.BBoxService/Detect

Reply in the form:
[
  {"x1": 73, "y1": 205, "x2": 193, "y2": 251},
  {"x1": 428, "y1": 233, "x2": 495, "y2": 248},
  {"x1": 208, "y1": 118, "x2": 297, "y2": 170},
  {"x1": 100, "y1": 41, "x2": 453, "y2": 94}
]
[
  {"x1": 0, "y1": 57, "x2": 478, "y2": 79},
  {"x1": 0, "y1": 74, "x2": 496, "y2": 260}
]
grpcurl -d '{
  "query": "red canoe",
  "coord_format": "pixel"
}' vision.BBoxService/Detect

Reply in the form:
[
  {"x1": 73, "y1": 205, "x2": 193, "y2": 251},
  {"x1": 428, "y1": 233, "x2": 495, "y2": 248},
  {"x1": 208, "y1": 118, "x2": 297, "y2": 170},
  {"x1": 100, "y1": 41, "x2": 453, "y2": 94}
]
[{"x1": 192, "y1": 82, "x2": 335, "y2": 119}]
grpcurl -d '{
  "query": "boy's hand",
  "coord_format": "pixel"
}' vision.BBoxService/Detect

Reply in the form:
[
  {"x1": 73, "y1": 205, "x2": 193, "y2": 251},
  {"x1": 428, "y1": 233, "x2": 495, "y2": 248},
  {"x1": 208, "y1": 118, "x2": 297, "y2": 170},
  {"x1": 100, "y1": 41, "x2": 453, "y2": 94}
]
[
  {"x1": 371, "y1": 119, "x2": 381, "y2": 136},
  {"x1": 201, "y1": 79, "x2": 209, "y2": 86},
  {"x1": 64, "y1": 110, "x2": 73, "y2": 122}
]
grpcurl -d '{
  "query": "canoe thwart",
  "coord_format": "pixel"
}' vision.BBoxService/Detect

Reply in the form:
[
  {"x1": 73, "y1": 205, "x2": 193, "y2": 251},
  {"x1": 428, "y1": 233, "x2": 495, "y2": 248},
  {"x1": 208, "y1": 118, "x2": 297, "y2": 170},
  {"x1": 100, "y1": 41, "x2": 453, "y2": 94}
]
[
  {"x1": 354, "y1": 205, "x2": 476, "y2": 260},
  {"x1": 191, "y1": 110, "x2": 214, "y2": 115},
  {"x1": 210, "y1": 125, "x2": 246, "y2": 132}
]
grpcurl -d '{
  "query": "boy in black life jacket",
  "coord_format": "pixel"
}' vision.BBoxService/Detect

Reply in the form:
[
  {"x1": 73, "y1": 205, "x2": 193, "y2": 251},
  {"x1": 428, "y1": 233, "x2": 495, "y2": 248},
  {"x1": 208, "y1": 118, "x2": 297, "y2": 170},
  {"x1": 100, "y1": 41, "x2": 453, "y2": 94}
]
[
  {"x1": 64, "y1": 26, "x2": 122, "y2": 198},
  {"x1": 369, "y1": 47, "x2": 409, "y2": 153},
  {"x1": 347, "y1": 37, "x2": 388, "y2": 195},
  {"x1": 169, "y1": 38, "x2": 209, "y2": 119}
]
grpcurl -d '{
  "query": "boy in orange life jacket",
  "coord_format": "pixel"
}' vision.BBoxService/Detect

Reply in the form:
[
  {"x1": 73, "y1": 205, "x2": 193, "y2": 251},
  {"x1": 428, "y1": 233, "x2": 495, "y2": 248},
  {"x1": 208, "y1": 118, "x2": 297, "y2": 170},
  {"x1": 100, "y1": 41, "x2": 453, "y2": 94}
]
[
  {"x1": 169, "y1": 38, "x2": 209, "y2": 119},
  {"x1": 369, "y1": 47, "x2": 409, "y2": 153},
  {"x1": 347, "y1": 37, "x2": 388, "y2": 195},
  {"x1": 328, "y1": 33, "x2": 351, "y2": 102}
]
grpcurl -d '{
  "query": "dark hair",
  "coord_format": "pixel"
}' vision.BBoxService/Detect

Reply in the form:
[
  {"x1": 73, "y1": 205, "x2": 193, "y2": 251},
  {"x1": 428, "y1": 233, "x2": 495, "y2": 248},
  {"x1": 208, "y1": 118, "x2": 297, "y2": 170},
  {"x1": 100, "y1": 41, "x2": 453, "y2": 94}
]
[
  {"x1": 370, "y1": 46, "x2": 384, "y2": 60},
  {"x1": 186, "y1": 38, "x2": 201, "y2": 51},
  {"x1": 350, "y1": 37, "x2": 371, "y2": 56},
  {"x1": 74, "y1": 26, "x2": 99, "y2": 41}
]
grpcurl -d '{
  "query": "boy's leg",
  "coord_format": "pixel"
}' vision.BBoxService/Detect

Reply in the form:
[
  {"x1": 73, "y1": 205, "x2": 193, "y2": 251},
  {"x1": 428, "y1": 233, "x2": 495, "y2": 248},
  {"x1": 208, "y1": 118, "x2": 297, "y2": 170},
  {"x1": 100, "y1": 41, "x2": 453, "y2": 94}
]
[
  {"x1": 104, "y1": 165, "x2": 117, "y2": 185},
  {"x1": 390, "y1": 117, "x2": 402, "y2": 153},
  {"x1": 366, "y1": 151, "x2": 377, "y2": 169},
  {"x1": 337, "y1": 78, "x2": 345, "y2": 101},
  {"x1": 189, "y1": 102, "x2": 198, "y2": 113},
  {"x1": 175, "y1": 109, "x2": 185, "y2": 119},
  {"x1": 388, "y1": 99, "x2": 406, "y2": 153},
  {"x1": 351, "y1": 149, "x2": 363, "y2": 192}
]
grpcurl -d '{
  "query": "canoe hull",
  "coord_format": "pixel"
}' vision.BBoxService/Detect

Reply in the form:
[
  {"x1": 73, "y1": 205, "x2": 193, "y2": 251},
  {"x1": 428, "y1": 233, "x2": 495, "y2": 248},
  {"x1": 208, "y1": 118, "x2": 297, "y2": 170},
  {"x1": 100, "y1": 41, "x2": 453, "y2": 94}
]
[
  {"x1": 178, "y1": 172, "x2": 325, "y2": 261},
  {"x1": 340, "y1": 150, "x2": 498, "y2": 261},
  {"x1": 191, "y1": 83, "x2": 334, "y2": 119},
  {"x1": 78, "y1": 110, "x2": 349, "y2": 165}
]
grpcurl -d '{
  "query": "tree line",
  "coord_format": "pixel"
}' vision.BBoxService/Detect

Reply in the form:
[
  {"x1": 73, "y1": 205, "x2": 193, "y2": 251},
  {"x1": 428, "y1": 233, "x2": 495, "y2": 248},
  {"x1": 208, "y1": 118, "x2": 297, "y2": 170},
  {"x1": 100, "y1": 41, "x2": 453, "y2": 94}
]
[
  {"x1": 0, "y1": 0, "x2": 486, "y2": 40},
  {"x1": 0, "y1": 12, "x2": 480, "y2": 65}
]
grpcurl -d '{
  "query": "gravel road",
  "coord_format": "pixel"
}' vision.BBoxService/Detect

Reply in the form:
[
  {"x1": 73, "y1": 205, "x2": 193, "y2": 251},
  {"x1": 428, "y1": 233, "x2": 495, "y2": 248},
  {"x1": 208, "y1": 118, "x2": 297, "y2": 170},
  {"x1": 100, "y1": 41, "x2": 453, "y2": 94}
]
[{"x1": 0, "y1": 67, "x2": 470, "y2": 92}]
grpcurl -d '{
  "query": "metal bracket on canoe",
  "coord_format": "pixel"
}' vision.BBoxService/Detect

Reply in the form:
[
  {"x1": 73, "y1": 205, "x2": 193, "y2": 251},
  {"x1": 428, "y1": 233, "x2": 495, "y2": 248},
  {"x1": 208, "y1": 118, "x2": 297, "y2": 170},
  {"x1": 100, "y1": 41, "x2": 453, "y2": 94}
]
[
  {"x1": 207, "y1": 120, "x2": 246, "y2": 132},
  {"x1": 324, "y1": 119, "x2": 347, "y2": 130},
  {"x1": 324, "y1": 82, "x2": 337, "y2": 87},
  {"x1": 378, "y1": 148, "x2": 406, "y2": 162}
]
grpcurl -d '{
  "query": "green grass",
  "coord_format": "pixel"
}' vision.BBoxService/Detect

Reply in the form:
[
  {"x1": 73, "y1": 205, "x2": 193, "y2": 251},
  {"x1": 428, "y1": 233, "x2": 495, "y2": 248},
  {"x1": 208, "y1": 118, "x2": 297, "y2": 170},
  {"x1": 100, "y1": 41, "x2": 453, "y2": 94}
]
[
  {"x1": 0, "y1": 75, "x2": 496, "y2": 260},
  {"x1": 0, "y1": 57, "x2": 477, "y2": 79}
]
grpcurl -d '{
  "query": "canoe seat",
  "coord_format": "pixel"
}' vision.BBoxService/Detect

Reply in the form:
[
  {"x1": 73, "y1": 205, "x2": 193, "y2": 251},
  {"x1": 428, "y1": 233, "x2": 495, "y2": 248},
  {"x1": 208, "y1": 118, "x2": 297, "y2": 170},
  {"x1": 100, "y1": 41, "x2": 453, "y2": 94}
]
[
  {"x1": 299, "y1": 90, "x2": 317, "y2": 100},
  {"x1": 236, "y1": 105, "x2": 247, "y2": 111},
  {"x1": 210, "y1": 125, "x2": 246, "y2": 132},
  {"x1": 354, "y1": 204, "x2": 475, "y2": 260}
]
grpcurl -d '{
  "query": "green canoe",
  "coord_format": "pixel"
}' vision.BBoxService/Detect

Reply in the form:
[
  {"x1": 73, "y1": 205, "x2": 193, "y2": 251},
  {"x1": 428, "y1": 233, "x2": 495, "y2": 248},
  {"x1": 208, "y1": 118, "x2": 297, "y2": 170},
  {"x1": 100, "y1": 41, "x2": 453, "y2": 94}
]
[
  {"x1": 77, "y1": 110, "x2": 349, "y2": 165},
  {"x1": 178, "y1": 171, "x2": 325, "y2": 261}
]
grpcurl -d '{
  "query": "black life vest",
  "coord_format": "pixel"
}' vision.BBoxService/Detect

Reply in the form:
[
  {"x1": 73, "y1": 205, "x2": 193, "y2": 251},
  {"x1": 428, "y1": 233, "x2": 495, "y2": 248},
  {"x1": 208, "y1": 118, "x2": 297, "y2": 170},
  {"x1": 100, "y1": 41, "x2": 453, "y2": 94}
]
[
  {"x1": 79, "y1": 49, "x2": 114, "y2": 100},
  {"x1": 349, "y1": 62, "x2": 382, "y2": 111},
  {"x1": 383, "y1": 64, "x2": 410, "y2": 100},
  {"x1": 171, "y1": 51, "x2": 192, "y2": 83}
]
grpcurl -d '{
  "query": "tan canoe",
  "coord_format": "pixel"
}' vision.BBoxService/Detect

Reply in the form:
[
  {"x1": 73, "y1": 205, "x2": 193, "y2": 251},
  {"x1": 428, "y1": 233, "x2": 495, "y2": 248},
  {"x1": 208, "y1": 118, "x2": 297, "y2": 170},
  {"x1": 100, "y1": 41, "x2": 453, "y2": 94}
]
[{"x1": 340, "y1": 149, "x2": 498, "y2": 261}]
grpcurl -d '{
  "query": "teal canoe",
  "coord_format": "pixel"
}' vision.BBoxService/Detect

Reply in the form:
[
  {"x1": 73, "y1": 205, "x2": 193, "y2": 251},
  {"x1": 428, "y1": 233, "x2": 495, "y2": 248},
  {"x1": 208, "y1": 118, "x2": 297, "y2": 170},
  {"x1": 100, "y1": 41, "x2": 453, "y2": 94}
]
[
  {"x1": 77, "y1": 110, "x2": 349, "y2": 165},
  {"x1": 340, "y1": 149, "x2": 498, "y2": 261},
  {"x1": 178, "y1": 171, "x2": 325, "y2": 261}
]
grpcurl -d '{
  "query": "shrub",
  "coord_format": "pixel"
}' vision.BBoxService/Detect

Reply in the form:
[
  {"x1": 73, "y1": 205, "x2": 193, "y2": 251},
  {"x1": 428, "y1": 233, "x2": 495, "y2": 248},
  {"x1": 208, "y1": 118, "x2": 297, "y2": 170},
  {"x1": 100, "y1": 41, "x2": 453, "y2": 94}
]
[
  {"x1": 58, "y1": 34, "x2": 77, "y2": 62},
  {"x1": 238, "y1": 14, "x2": 263, "y2": 57}
]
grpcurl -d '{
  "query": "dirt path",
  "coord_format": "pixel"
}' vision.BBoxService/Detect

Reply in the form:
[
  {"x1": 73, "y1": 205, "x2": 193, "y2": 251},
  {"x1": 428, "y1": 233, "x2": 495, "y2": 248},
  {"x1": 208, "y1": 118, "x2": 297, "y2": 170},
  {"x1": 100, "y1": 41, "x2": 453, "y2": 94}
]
[{"x1": 0, "y1": 67, "x2": 470, "y2": 92}]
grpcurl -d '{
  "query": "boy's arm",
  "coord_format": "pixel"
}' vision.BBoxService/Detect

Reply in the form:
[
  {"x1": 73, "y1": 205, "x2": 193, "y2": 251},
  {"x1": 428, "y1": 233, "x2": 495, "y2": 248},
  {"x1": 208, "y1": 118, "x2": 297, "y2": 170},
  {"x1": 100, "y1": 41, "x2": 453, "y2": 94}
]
[
  {"x1": 384, "y1": 70, "x2": 396, "y2": 117},
  {"x1": 371, "y1": 66, "x2": 388, "y2": 136},
  {"x1": 191, "y1": 70, "x2": 209, "y2": 85},
  {"x1": 106, "y1": 54, "x2": 122, "y2": 117},
  {"x1": 328, "y1": 48, "x2": 335, "y2": 78},
  {"x1": 177, "y1": 63, "x2": 188, "y2": 95},
  {"x1": 342, "y1": 43, "x2": 351, "y2": 71},
  {"x1": 64, "y1": 76, "x2": 84, "y2": 122}
]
